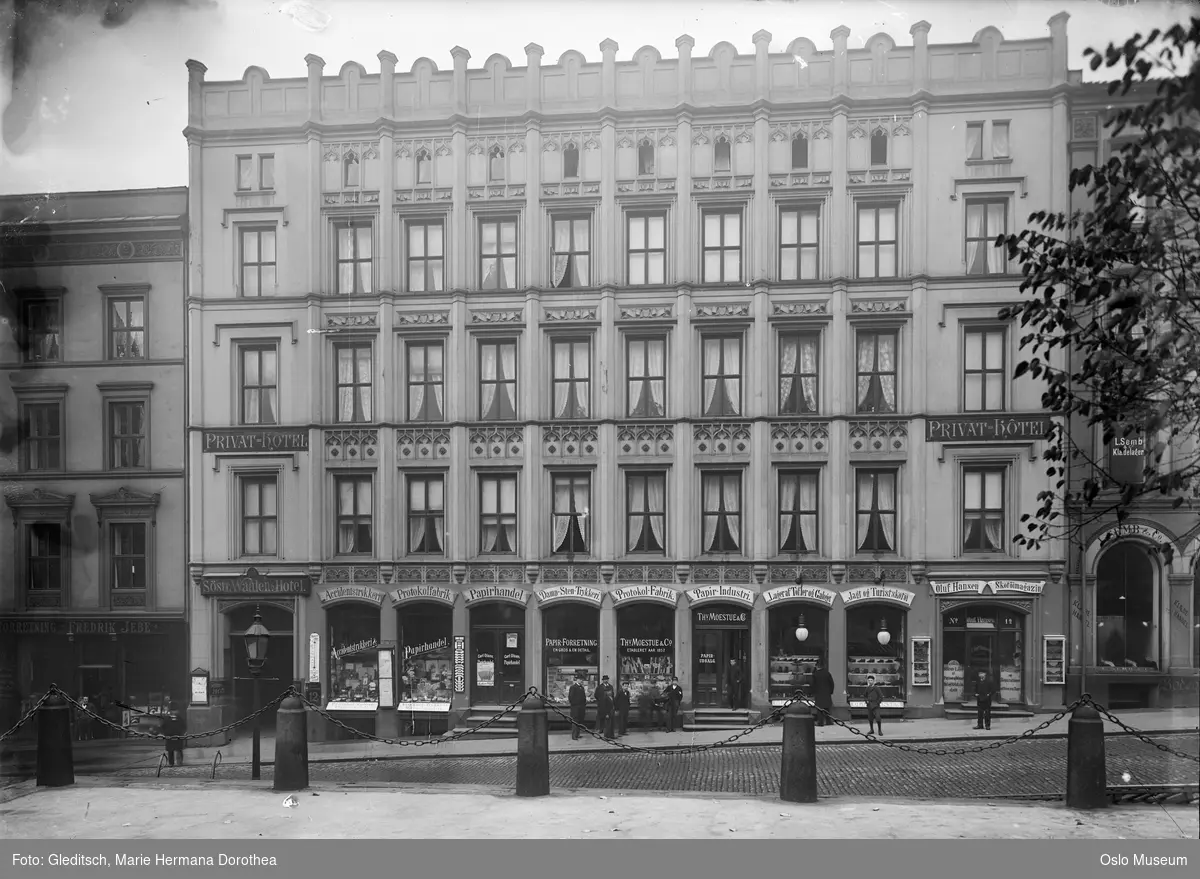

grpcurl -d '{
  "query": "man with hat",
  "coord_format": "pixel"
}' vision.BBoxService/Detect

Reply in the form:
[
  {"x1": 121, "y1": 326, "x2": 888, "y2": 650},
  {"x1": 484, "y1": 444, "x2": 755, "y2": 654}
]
[
  {"x1": 567, "y1": 672, "x2": 587, "y2": 740},
  {"x1": 595, "y1": 674, "x2": 615, "y2": 739}
]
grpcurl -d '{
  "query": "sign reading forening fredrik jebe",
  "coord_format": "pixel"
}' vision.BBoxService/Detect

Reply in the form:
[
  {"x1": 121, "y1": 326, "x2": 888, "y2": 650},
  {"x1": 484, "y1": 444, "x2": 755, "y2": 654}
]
[
  {"x1": 202, "y1": 428, "x2": 310, "y2": 453},
  {"x1": 925, "y1": 415, "x2": 1052, "y2": 442}
]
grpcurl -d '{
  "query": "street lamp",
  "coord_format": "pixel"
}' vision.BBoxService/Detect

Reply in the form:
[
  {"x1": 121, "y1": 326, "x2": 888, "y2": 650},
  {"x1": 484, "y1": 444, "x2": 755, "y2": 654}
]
[{"x1": 243, "y1": 607, "x2": 270, "y2": 780}]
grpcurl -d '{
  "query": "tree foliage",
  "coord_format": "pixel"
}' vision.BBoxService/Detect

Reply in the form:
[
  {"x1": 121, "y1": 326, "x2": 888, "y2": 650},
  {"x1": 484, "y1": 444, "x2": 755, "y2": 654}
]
[{"x1": 1000, "y1": 19, "x2": 1200, "y2": 556}]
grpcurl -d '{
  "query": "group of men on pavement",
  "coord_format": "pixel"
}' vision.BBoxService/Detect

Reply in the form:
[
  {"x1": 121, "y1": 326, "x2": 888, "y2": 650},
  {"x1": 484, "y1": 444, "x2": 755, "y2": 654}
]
[{"x1": 567, "y1": 673, "x2": 685, "y2": 739}]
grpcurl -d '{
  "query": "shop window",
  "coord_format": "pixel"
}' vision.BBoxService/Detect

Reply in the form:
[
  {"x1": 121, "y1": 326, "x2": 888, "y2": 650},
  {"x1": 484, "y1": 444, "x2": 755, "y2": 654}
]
[
  {"x1": 778, "y1": 471, "x2": 819, "y2": 554},
  {"x1": 406, "y1": 221, "x2": 445, "y2": 293},
  {"x1": 779, "y1": 207, "x2": 819, "y2": 281},
  {"x1": 479, "y1": 473, "x2": 518, "y2": 554},
  {"x1": 617, "y1": 603, "x2": 676, "y2": 705},
  {"x1": 240, "y1": 345, "x2": 279, "y2": 425},
  {"x1": 963, "y1": 327, "x2": 1005, "y2": 413},
  {"x1": 855, "y1": 330, "x2": 897, "y2": 414},
  {"x1": 470, "y1": 602, "x2": 526, "y2": 705},
  {"x1": 701, "y1": 335, "x2": 742, "y2": 417},
  {"x1": 551, "y1": 472, "x2": 591, "y2": 555},
  {"x1": 701, "y1": 471, "x2": 742, "y2": 554},
  {"x1": 846, "y1": 605, "x2": 906, "y2": 705},
  {"x1": 551, "y1": 216, "x2": 590, "y2": 288},
  {"x1": 479, "y1": 339, "x2": 518, "y2": 420},
  {"x1": 768, "y1": 605, "x2": 829, "y2": 705},
  {"x1": 20, "y1": 401, "x2": 62, "y2": 472},
  {"x1": 855, "y1": 469, "x2": 897, "y2": 553},
  {"x1": 627, "y1": 213, "x2": 666, "y2": 285},
  {"x1": 240, "y1": 475, "x2": 278, "y2": 557},
  {"x1": 551, "y1": 339, "x2": 590, "y2": 419},
  {"x1": 962, "y1": 468, "x2": 1006, "y2": 552},
  {"x1": 334, "y1": 343, "x2": 373, "y2": 423},
  {"x1": 22, "y1": 298, "x2": 61, "y2": 363},
  {"x1": 1095, "y1": 543, "x2": 1159, "y2": 669},
  {"x1": 779, "y1": 332, "x2": 819, "y2": 414},
  {"x1": 941, "y1": 607, "x2": 1025, "y2": 704},
  {"x1": 543, "y1": 603, "x2": 600, "y2": 703},
  {"x1": 406, "y1": 473, "x2": 445, "y2": 555},
  {"x1": 399, "y1": 602, "x2": 453, "y2": 707},
  {"x1": 334, "y1": 221, "x2": 373, "y2": 295},
  {"x1": 627, "y1": 336, "x2": 666, "y2": 418},
  {"x1": 327, "y1": 603, "x2": 381, "y2": 709},
  {"x1": 108, "y1": 297, "x2": 146, "y2": 360},
  {"x1": 334, "y1": 474, "x2": 374, "y2": 555},
  {"x1": 480, "y1": 217, "x2": 518, "y2": 290},
  {"x1": 701, "y1": 210, "x2": 742, "y2": 283},
  {"x1": 626, "y1": 471, "x2": 667, "y2": 554},
  {"x1": 406, "y1": 341, "x2": 445, "y2": 422}
]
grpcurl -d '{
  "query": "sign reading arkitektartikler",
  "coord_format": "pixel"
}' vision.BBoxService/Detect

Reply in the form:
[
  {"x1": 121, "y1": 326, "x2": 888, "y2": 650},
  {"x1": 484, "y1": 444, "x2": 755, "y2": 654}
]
[{"x1": 924, "y1": 415, "x2": 1052, "y2": 443}]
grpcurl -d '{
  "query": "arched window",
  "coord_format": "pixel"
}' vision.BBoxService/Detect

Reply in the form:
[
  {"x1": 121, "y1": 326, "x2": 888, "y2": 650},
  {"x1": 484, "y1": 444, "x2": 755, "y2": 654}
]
[
  {"x1": 791, "y1": 133, "x2": 809, "y2": 170},
  {"x1": 343, "y1": 152, "x2": 360, "y2": 188},
  {"x1": 637, "y1": 139, "x2": 655, "y2": 176},
  {"x1": 1096, "y1": 543, "x2": 1159, "y2": 668},
  {"x1": 714, "y1": 136, "x2": 732, "y2": 173},
  {"x1": 415, "y1": 149, "x2": 431, "y2": 185},
  {"x1": 563, "y1": 142, "x2": 580, "y2": 179},
  {"x1": 488, "y1": 145, "x2": 505, "y2": 182},
  {"x1": 870, "y1": 128, "x2": 888, "y2": 166}
]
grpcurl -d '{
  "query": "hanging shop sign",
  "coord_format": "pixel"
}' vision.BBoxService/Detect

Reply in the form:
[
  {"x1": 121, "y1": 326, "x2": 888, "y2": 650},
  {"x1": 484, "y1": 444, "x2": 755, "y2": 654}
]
[
  {"x1": 924, "y1": 415, "x2": 1051, "y2": 443},
  {"x1": 389, "y1": 586, "x2": 455, "y2": 607},
  {"x1": 202, "y1": 428, "x2": 309, "y2": 453},
  {"x1": 929, "y1": 579, "x2": 1045, "y2": 596},
  {"x1": 200, "y1": 567, "x2": 313, "y2": 597},
  {"x1": 535, "y1": 585, "x2": 603, "y2": 607},
  {"x1": 762, "y1": 585, "x2": 838, "y2": 608},
  {"x1": 685, "y1": 586, "x2": 756, "y2": 608},
  {"x1": 318, "y1": 586, "x2": 386, "y2": 606},
  {"x1": 464, "y1": 585, "x2": 531, "y2": 606},
  {"x1": 610, "y1": 586, "x2": 679, "y2": 607},
  {"x1": 1043, "y1": 636, "x2": 1066, "y2": 686},
  {"x1": 453, "y1": 636, "x2": 466, "y2": 693},
  {"x1": 840, "y1": 586, "x2": 915, "y2": 608}
]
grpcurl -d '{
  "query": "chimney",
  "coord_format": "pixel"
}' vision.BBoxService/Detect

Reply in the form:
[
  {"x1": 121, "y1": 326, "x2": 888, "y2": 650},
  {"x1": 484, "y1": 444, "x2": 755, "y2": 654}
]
[
  {"x1": 451, "y1": 46, "x2": 471, "y2": 114},
  {"x1": 831, "y1": 26, "x2": 851, "y2": 93},
  {"x1": 600, "y1": 39, "x2": 619, "y2": 107},
  {"x1": 305, "y1": 54, "x2": 325, "y2": 122},
  {"x1": 185, "y1": 59, "x2": 206, "y2": 128},
  {"x1": 910, "y1": 21, "x2": 931, "y2": 91},
  {"x1": 676, "y1": 35, "x2": 695, "y2": 103},
  {"x1": 525, "y1": 43, "x2": 544, "y2": 112},
  {"x1": 378, "y1": 51, "x2": 397, "y2": 115},
  {"x1": 1048, "y1": 12, "x2": 1070, "y2": 86},
  {"x1": 753, "y1": 30, "x2": 772, "y2": 95}
]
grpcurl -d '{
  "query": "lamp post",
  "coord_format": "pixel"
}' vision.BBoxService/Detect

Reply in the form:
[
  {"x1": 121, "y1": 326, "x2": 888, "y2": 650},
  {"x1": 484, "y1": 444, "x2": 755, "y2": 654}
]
[{"x1": 243, "y1": 607, "x2": 271, "y2": 780}]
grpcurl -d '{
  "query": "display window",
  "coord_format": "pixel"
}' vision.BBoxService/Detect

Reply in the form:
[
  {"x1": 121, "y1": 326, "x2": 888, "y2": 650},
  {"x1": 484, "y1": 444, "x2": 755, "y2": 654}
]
[
  {"x1": 1095, "y1": 544, "x2": 1159, "y2": 668},
  {"x1": 543, "y1": 603, "x2": 600, "y2": 703},
  {"x1": 399, "y1": 602, "x2": 453, "y2": 708},
  {"x1": 942, "y1": 605, "x2": 1025, "y2": 703},
  {"x1": 327, "y1": 603, "x2": 381, "y2": 709},
  {"x1": 617, "y1": 604, "x2": 675, "y2": 701},
  {"x1": 846, "y1": 604, "x2": 907, "y2": 705},
  {"x1": 768, "y1": 605, "x2": 829, "y2": 705}
]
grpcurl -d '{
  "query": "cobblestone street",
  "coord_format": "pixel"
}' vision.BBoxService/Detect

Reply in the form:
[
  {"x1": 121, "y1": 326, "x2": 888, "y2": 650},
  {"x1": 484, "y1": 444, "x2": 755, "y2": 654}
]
[{"x1": 118, "y1": 733, "x2": 1199, "y2": 799}]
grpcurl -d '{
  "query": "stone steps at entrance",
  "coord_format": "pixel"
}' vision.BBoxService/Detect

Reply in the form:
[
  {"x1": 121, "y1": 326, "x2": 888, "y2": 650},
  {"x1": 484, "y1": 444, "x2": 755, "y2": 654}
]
[
  {"x1": 684, "y1": 708, "x2": 759, "y2": 731},
  {"x1": 446, "y1": 707, "x2": 520, "y2": 738},
  {"x1": 943, "y1": 703, "x2": 1035, "y2": 719}
]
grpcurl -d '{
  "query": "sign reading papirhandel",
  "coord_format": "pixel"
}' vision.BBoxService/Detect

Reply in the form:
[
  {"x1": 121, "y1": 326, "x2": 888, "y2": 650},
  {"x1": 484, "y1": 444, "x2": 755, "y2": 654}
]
[
  {"x1": 929, "y1": 580, "x2": 1046, "y2": 596},
  {"x1": 610, "y1": 585, "x2": 679, "y2": 606},
  {"x1": 535, "y1": 585, "x2": 603, "y2": 606},
  {"x1": 685, "y1": 586, "x2": 756, "y2": 607},
  {"x1": 925, "y1": 415, "x2": 1052, "y2": 443},
  {"x1": 464, "y1": 585, "x2": 531, "y2": 605},
  {"x1": 762, "y1": 585, "x2": 838, "y2": 607},
  {"x1": 200, "y1": 567, "x2": 313, "y2": 597},
  {"x1": 202, "y1": 428, "x2": 310, "y2": 453},
  {"x1": 389, "y1": 586, "x2": 455, "y2": 606},
  {"x1": 841, "y1": 586, "x2": 916, "y2": 607},
  {"x1": 318, "y1": 586, "x2": 385, "y2": 606}
]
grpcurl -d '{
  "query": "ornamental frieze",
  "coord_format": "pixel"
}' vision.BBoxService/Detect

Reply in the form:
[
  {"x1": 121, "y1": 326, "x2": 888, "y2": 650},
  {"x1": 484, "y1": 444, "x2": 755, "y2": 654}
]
[
  {"x1": 773, "y1": 302, "x2": 828, "y2": 317},
  {"x1": 542, "y1": 424, "x2": 599, "y2": 458},
  {"x1": 770, "y1": 421, "x2": 829, "y2": 454},
  {"x1": 850, "y1": 299, "x2": 908, "y2": 314},
  {"x1": 847, "y1": 420, "x2": 909, "y2": 454},
  {"x1": 619, "y1": 305, "x2": 672, "y2": 320},
  {"x1": 693, "y1": 422, "x2": 752, "y2": 456},
  {"x1": 617, "y1": 423, "x2": 674, "y2": 457},
  {"x1": 396, "y1": 428, "x2": 451, "y2": 461},
  {"x1": 694, "y1": 303, "x2": 750, "y2": 319},
  {"x1": 396, "y1": 311, "x2": 449, "y2": 326},
  {"x1": 543, "y1": 307, "x2": 597, "y2": 322},
  {"x1": 470, "y1": 309, "x2": 524, "y2": 324},
  {"x1": 325, "y1": 429, "x2": 379, "y2": 462},
  {"x1": 469, "y1": 425, "x2": 524, "y2": 459},
  {"x1": 326, "y1": 313, "x2": 377, "y2": 329}
]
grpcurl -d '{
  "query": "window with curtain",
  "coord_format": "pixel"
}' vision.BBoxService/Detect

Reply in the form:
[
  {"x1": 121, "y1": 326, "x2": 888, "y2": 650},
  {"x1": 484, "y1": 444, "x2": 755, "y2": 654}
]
[
  {"x1": 407, "y1": 342, "x2": 445, "y2": 422},
  {"x1": 626, "y1": 472, "x2": 667, "y2": 554},
  {"x1": 780, "y1": 207, "x2": 819, "y2": 281},
  {"x1": 855, "y1": 332, "x2": 897, "y2": 414},
  {"x1": 111, "y1": 523, "x2": 147, "y2": 589},
  {"x1": 240, "y1": 227, "x2": 277, "y2": 296},
  {"x1": 416, "y1": 149, "x2": 432, "y2": 184},
  {"x1": 702, "y1": 336, "x2": 742, "y2": 417},
  {"x1": 241, "y1": 345, "x2": 279, "y2": 425},
  {"x1": 343, "y1": 153, "x2": 360, "y2": 187},
  {"x1": 551, "y1": 339, "x2": 590, "y2": 419},
  {"x1": 963, "y1": 468, "x2": 1005, "y2": 552},
  {"x1": 480, "y1": 474, "x2": 518, "y2": 554},
  {"x1": 28, "y1": 523, "x2": 63, "y2": 591},
  {"x1": 241, "y1": 476, "x2": 278, "y2": 556},
  {"x1": 552, "y1": 473, "x2": 591, "y2": 554},
  {"x1": 637, "y1": 139, "x2": 655, "y2": 175},
  {"x1": 407, "y1": 474, "x2": 445, "y2": 555},
  {"x1": 701, "y1": 471, "x2": 742, "y2": 553},
  {"x1": 966, "y1": 122, "x2": 984, "y2": 160},
  {"x1": 407, "y1": 221, "x2": 444, "y2": 292},
  {"x1": 335, "y1": 344, "x2": 372, "y2": 423},
  {"x1": 965, "y1": 200, "x2": 1008, "y2": 275},
  {"x1": 992, "y1": 122, "x2": 1010, "y2": 159},
  {"x1": 335, "y1": 475, "x2": 373, "y2": 555},
  {"x1": 778, "y1": 471, "x2": 819, "y2": 553},
  {"x1": 21, "y1": 300, "x2": 60, "y2": 362},
  {"x1": 109, "y1": 401, "x2": 147, "y2": 469},
  {"x1": 335, "y1": 222, "x2": 373, "y2": 295},
  {"x1": 627, "y1": 214, "x2": 666, "y2": 285},
  {"x1": 855, "y1": 470, "x2": 897, "y2": 552},
  {"x1": 714, "y1": 136, "x2": 732, "y2": 173},
  {"x1": 856, "y1": 205, "x2": 898, "y2": 278},
  {"x1": 702, "y1": 210, "x2": 742, "y2": 283},
  {"x1": 551, "y1": 217, "x2": 590, "y2": 288},
  {"x1": 963, "y1": 328, "x2": 1005, "y2": 412},
  {"x1": 870, "y1": 129, "x2": 888, "y2": 165},
  {"x1": 563, "y1": 142, "x2": 580, "y2": 179},
  {"x1": 237, "y1": 156, "x2": 253, "y2": 190},
  {"x1": 479, "y1": 340, "x2": 518, "y2": 420},
  {"x1": 791, "y1": 134, "x2": 808, "y2": 169},
  {"x1": 21, "y1": 403, "x2": 61, "y2": 471},
  {"x1": 480, "y1": 218, "x2": 518, "y2": 290},
  {"x1": 109, "y1": 298, "x2": 146, "y2": 359},
  {"x1": 779, "y1": 332, "x2": 819, "y2": 415},
  {"x1": 488, "y1": 146, "x2": 505, "y2": 181},
  {"x1": 627, "y1": 337, "x2": 667, "y2": 418}
]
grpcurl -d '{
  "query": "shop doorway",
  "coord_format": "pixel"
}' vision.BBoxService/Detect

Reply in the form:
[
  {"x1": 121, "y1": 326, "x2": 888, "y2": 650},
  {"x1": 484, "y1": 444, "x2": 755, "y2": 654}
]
[
  {"x1": 942, "y1": 606, "x2": 1025, "y2": 704},
  {"x1": 227, "y1": 604, "x2": 294, "y2": 728},
  {"x1": 692, "y1": 604, "x2": 751, "y2": 708},
  {"x1": 470, "y1": 602, "x2": 525, "y2": 705}
]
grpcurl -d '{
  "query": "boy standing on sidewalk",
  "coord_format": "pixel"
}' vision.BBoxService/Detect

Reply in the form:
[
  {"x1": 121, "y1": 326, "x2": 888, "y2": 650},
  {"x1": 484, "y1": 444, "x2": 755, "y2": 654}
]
[{"x1": 864, "y1": 675, "x2": 884, "y2": 736}]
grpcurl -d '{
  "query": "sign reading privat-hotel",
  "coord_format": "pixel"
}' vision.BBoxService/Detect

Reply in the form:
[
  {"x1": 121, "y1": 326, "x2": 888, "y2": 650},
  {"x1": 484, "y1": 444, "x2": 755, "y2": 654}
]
[
  {"x1": 200, "y1": 567, "x2": 313, "y2": 596},
  {"x1": 925, "y1": 415, "x2": 1051, "y2": 443},
  {"x1": 202, "y1": 428, "x2": 310, "y2": 453}
]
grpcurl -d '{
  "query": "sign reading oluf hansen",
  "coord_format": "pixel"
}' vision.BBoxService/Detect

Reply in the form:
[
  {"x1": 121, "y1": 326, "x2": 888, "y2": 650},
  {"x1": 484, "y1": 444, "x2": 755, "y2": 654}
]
[
  {"x1": 202, "y1": 428, "x2": 310, "y2": 453},
  {"x1": 200, "y1": 567, "x2": 312, "y2": 597},
  {"x1": 685, "y1": 586, "x2": 756, "y2": 607},
  {"x1": 929, "y1": 580, "x2": 1046, "y2": 595},
  {"x1": 763, "y1": 585, "x2": 838, "y2": 607},
  {"x1": 841, "y1": 586, "x2": 916, "y2": 607},
  {"x1": 925, "y1": 415, "x2": 1052, "y2": 442},
  {"x1": 318, "y1": 586, "x2": 386, "y2": 606}
]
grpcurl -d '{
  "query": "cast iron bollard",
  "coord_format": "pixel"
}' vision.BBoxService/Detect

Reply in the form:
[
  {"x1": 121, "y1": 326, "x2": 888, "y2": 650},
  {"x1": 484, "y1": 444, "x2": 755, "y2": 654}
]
[
  {"x1": 780, "y1": 700, "x2": 817, "y2": 803},
  {"x1": 37, "y1": 691, "x2": 74, "y2": 788},
  {"x1": 273, "y1": 695, "x2": 309, "y2": 792},
  {"x1": 1066, "y1": 702, "x2": 1107, "y2": 810},
  {"x1": 516, "y1": 694, "x2": 549, "y2": 798}
]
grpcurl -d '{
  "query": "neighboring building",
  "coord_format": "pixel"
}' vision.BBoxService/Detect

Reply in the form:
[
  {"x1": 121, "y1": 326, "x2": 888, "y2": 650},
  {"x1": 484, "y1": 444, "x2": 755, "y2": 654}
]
[
  {"x1": 0, "y1": 188, "x2": 189, "y2": 735},
  {"x1": 184, "y1": 15, "x2": 1077, "y2": 737},
  {"x1": 1061, "y1": 87, "x2": 1200, "y2": 709}
]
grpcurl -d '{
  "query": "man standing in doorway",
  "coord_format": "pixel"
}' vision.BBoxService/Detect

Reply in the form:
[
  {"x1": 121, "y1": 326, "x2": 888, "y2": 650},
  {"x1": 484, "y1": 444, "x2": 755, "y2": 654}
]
[
  {"x1": 725, "y1": 658, "x2": 744, "y2": 711},
  {"x1": 568, "y1": 673, "x2": 587, "y2": 740},
  {"x1": 973, "y1": 669, "x2": 995, "y2": 730},
  {"x1": 614, "y1": 682, "x2": 631, "y2": 737},
  {"x1": 595, "y1": 675, "x2": 615, "y2": 738}
]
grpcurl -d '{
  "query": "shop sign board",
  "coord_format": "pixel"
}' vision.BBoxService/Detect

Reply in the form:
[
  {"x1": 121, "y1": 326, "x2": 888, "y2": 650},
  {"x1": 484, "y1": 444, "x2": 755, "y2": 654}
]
[
  {"x1": 1092, "y1": 523, "x2": 1176, "y2": 553},
  {"x1": 200, "y1": 567, "x2": 312, "y2": 597},
  {"x1": 202, "y1": 427, "x2": 309, "y2": 453},
  {"x1": 685, "y1": 585, "x2": 756, "y2": 608},
  {"x1": 925, "y1": 415, "x2": 1051, "y2": 443},
  {"x1": 535, "y1": 585, "x2": 603, "y2": 607},
  {"x1": 453, "y1": 636, "x2": 466, "y2": 693},
  {"x1": 0, "y1": 618, "x2": 176, "y2": 636},
  {"x1": 610, "y1": 585, "x2": 679, "y2": 607},
  {"x1": 463, "y1": 585, "x2": 531, "y2": 606},
  {"x1": 762, "y1": 585, "x2": 837, "y2": 607},
  {"x1": 840, "y1": 586, "x2": 915, "y2": 608},
  {"x1": 390, "y1": 586, "x2": 455, "y2": 607},
  {"x1": 929, "y1": 579, "x2": 1045, "y2": 595},
  {"x1": 319, "y1": 586, "x2": 386, "y2": 606},
  {"x1": 189, "y1": 668, "x2": 210, "y2": 706}
]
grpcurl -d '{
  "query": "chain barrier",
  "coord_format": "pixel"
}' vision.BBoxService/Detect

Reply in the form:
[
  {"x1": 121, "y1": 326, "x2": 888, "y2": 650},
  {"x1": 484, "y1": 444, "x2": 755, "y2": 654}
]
[
  {"x1": 0, "y1": 692, "x2": 53, "y2": 743},
  {"x1": 1080, "y1": 695, "x2": 1200, "y2": 764}
]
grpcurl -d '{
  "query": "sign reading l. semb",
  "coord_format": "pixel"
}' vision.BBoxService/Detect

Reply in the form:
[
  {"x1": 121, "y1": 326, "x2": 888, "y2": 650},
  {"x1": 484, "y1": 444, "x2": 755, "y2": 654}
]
[
  {"x1": 202, "y1": 428, "x2": 310, "y2": 453},
  {"x1": 925, "y1": 415, "x2": 1052, "y2": 443}
]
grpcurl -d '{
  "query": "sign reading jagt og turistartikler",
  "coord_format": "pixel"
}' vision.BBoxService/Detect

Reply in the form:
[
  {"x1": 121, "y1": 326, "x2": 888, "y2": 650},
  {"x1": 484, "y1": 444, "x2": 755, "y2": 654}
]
[{"x1": 925, "y1": 415, "x2": 1052, "y2": 443}]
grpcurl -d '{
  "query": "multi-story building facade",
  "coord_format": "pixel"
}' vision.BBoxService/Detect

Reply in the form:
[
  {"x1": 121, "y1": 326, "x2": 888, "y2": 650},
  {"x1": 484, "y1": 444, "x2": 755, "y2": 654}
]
[
  {"x1": 0, "y1": 188, "x2": 189, "y2": 735},
  {"x1": 184, "y1": 16, "x2": 1078, "y2": 737}
]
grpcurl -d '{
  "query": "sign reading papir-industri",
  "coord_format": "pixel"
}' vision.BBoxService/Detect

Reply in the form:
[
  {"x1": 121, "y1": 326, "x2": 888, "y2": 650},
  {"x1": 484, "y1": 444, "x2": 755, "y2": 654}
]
[
  {"x1": 318, "y1": 585, "x2": 386, "y2": 606},
  {"x1": 685, "y1": 585, "x2": 756, "y2": 607},
  {"x1": 535, "y1": 585, "x2": 603, "y2": 606},
  {"x1": 924, "y1": 415, "x2": 1052, "y2": 442},
  {"x1": 389, "y1": 585, "x2": 455, "y2": 606},
  {"x1": 610, "y1": 585, "x2": 679, "y2": 606},
  {"x1": 762, "y1": 585, "x2": 838, "y2": 607},
  {"x1": 463, "y1": 585, "x2": 531, "y2": 605},
  {"x1": 929, "y1": 579, "x2": 1046, "y2": 595},
  {"x1": 202, "y1": 427, "x2": 310, "y2": 453},
  {"x1": 840, "y1": 586, "x2": 916, "y2": 607},
  {"x1": 200, "y1": 567, "x2": 313, "y2": 596}
]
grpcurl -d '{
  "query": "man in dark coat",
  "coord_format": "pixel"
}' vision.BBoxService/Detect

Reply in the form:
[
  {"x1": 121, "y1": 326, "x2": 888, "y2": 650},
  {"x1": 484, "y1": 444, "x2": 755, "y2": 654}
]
[
  {"x1": 665, "y1": 677, "x2": 684, "y2": 732},
  {"x1": 614, "y1": 683, "x2": 631, "y2": 737},
  {"x1": 595, "y1": 675, "x2": 615, "y2": 738},
  {"x1": 973, "y1": 669, "x2": 995, "y2": 730},
  {"x1": 724, "y1": 659, "x2": 744, "y2": 711},
  {"x1": 864, "y1": 675, "x2": 884, "y2": 736},
  {"x1": 162, "y1": 701, "x2": 186, "y2": 766},
  {"x1": 810, "y1": 661, "x2": 836, "y2": 727},
  {"x1": 567, "y1": 674, "x2": 587, "y2": 740}
]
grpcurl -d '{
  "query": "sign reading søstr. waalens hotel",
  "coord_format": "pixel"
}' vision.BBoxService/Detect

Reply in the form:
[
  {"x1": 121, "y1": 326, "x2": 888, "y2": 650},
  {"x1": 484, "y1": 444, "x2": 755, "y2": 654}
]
[
  {"x1": 925, "y1": 415, "x2": 1052, "y2": 443},
  {"x1": 200, "y1": 567, "x2": 312, "y2": 596},
  {"x1": 202, "y1": 428, "x2": 310, "y2": 453}
]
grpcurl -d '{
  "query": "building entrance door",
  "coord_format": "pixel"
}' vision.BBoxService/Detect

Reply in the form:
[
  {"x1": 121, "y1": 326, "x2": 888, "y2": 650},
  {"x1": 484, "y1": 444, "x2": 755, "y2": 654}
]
[
  {"x1": 692, "y1": 624, "x2": 749, "y2": 708},
  {"x1": 471, "y1": 628, "x2": 524, "y2": 705},
  {"x1": 967, "y1": 632, "x2": 998, "y2": 693}
]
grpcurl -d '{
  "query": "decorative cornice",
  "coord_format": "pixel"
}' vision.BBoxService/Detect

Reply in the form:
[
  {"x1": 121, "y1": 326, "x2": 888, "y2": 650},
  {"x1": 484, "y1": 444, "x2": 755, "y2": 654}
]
[
  {"x1": 693, "y1": 303, "x2": 750, "y2": 319},
  {"x1": 773, "y1": 302, "x2": 828, "y2": 317},
  {"x1": 326, "y1": 313, "x2": 378, "y2": 329},
  {"x1": 395, "y1": 311, "x2": 449, "y2": 326},
  {"x1": 619, "y1": 305, "x2": 673, "y2": 321},
  {"x1": 542, "y1": 307, "x2": 597, "y2": 322},
  {"x1": 850, "y1": 299, "x2": 909, "y2": 314},
  {"x1": 470, "y1": 309, "x2": 524, "y2": 325},
  {"x1": 89, "y1": 487, "x2": 162, "y2": 509}
]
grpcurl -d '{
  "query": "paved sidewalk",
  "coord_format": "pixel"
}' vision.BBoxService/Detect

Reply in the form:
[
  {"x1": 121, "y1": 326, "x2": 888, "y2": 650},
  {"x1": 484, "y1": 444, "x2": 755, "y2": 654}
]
[{"x1": 1, "y1": 780, "x2": 1196, "y2": 839}]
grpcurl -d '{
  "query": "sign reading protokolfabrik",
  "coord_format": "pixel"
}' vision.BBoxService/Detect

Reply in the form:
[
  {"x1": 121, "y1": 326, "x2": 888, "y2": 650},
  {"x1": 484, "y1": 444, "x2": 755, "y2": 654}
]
[
  {"x1": 535, "y1": 585, "x2": 603, "y2": 606},
  {"x1": 610, "y1": 585, "x2": 679, "y2": 606},
  {"x1": 925, "y1": 415, "x2": 1052, "y2": 443},
  {"x1": 685, "y1": 585, "x2": 756, "y2": 607},
  {"x1": 202, "y1": 428, "x2": 310, "y2": 453},
  {"x1": 762, "y1": 585, "x2": 838, "y2": 607},
  {"x1": 840, "y1": 586, "x2": 916, "y2": 607},
  {"x1": 389, "y1": 585, "x2": 455, "y2": 606},
  {"x1": 318, "y1": 586, "x2": 386, "y2": 606},
  {"x1": 200, "y1": 567, "x2": 313, "y2": 597},
  {"x1": 929, "y1": 579, "x2": 1046, "y2": 596},
  {"x1": 464, "y1": 585, "x2": 531, "y2": 605}
]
